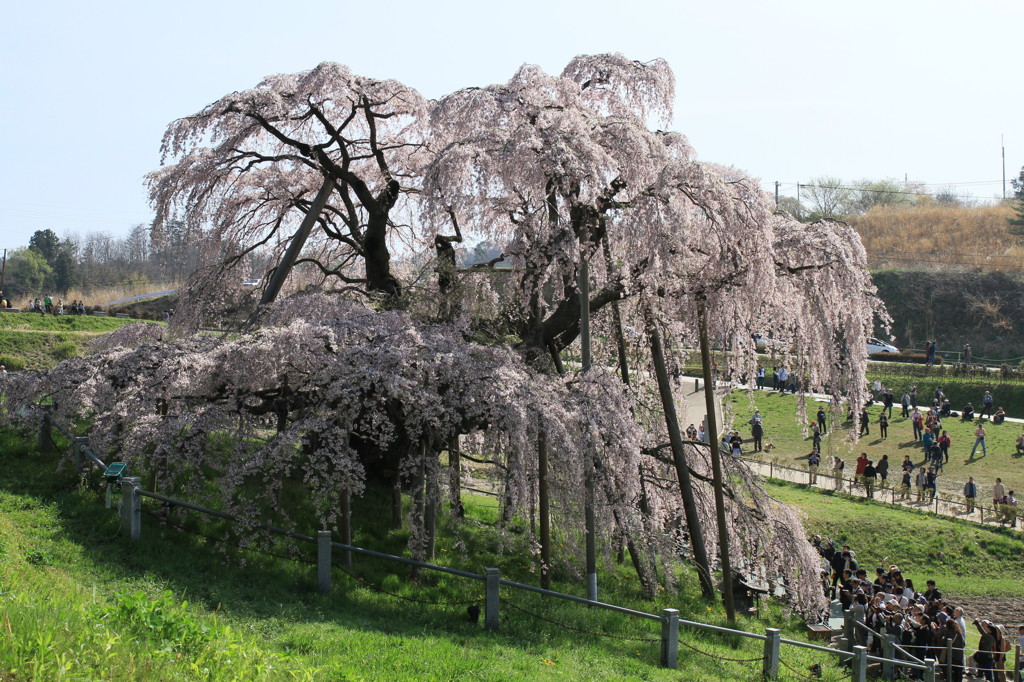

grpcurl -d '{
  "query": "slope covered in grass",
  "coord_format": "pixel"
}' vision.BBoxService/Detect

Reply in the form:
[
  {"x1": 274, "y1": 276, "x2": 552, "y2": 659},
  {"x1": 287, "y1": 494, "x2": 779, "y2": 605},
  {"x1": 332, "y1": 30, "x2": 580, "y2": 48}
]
[{"x1": 0, "y1": 427, "x2": 849, "y2": 681}]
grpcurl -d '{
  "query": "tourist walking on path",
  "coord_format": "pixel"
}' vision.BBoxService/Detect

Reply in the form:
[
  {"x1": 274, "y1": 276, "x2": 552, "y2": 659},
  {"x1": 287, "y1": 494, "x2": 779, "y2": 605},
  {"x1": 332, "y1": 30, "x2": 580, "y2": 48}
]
[
  {"x1": 993, "y1": 478, "x2": 1005, "y2": 509},
  {"x1": 971, "y1": 424, "x2": 987, "y2": 458},
  {"x1": 863, "y1": 460, "x2": 876, "y2": 498},
  {"x1": 808, "y1": 451, "x2": 820, "y2": 485},
  {"x1": 915, "y1": 467, "x2": 928, "y2": 503},
  {"x1": 964, "y1": 477, "x2": 977, "y2": 514}
]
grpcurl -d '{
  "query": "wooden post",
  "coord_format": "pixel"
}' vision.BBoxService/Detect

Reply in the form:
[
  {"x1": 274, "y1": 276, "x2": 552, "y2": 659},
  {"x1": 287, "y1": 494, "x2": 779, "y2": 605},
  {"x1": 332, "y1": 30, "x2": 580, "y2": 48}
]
[
  {"x1": 660, "y1": 608, "x2": 679, "y2": 669},
  {"x1": 1014, "y1": 644, "x2": 1020, "y2": 681},
  {"x1": 317, "y1": 530, "x2": 331, "y2": 594},
  {"x1": 538, "y1": 429, "x2": 551, "y2": 590},
  {"x1": 579, "y1": 255, "x2": 597, "y2": 602},
  {"x1": 646, "y1": 311, "x2": 714, "y2": 599},
  {"x1": 449, "y1": 435, "x2": 463, "y2": 518},
  {"x1": 945, "y1": 640, "x2": 953, "y2": 682},
  {"x1": 762, "y1": 627, "x2": 781, "y2": 680},
  {"x1": 697, "y1": 301, "x2": 735, "y2": 624},
  {"x1": 485, "y1": 568, "x2": 500, "y2": 632}
]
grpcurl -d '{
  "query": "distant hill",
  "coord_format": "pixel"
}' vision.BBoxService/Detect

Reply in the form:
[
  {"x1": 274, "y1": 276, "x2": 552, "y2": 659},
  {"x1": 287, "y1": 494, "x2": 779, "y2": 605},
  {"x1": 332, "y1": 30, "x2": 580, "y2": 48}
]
[{"x1": 873, "y1": 270, "x2": 1024, "y2": 362}]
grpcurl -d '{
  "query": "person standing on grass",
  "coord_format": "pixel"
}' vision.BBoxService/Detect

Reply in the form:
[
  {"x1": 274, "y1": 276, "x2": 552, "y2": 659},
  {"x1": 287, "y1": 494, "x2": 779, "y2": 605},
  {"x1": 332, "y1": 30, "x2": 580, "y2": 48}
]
[
  {"x1": 910, "y1": 384, "x2": 918, "y2": 409},
  {"x1": 971, "y1": 423, "x2": 988, "y2": 458},
  {"x1": 877, "y1": 455, "x2": 889, "y2": 490},
  {"x1": 911, "y1": 407, "x2": 924, "y2": 440},
  {"x1": 756, "y1": 366, "x2": 765, "y2": 389},
  {"x1": 859, "y1": 407, "x2": 870, "y2": 436},
  {"x1": 777, "y1": 367, "x2": 788, "y2": 392},
  {"x1": 964, "y1": 477, "x2": 977, "y2": 514},
  {"x1": 750, "y1": 417, "x2": 764, "y2": 453},
  {"x1": 879, "y1": 412, "x2": 889, "y2": 439},
  {"x1": 980, "y1": 390, "x2": 995, "y2": 420},
  {"x1": 939, "y1": 430, "x2": 951, "y2": 463},
  {"x1": 883, "y1": 389, "x2": 894, "y2": 418},
  {"x1": 817, "y1": 407, "x2": 827, "y2": 435}
]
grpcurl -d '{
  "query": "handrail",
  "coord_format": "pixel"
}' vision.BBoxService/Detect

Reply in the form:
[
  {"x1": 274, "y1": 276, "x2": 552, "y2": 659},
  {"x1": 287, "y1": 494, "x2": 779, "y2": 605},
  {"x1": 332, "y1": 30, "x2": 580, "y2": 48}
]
[
  {"x1": 851, "y1": 618, "x2": 924, "y2": 664},
  {"x1": 138, "y1": 489, "x2": 315, "y2": 543},
  {"x1": 742, "y1": 455, "x2": 1014, "y2": 526}
]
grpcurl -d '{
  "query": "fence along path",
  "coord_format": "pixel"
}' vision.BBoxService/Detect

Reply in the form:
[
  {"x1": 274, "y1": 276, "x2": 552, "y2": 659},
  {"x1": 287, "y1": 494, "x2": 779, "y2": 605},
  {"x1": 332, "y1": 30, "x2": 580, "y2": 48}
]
[{"x1": 33, "y1": 407, "x2": 958, "y2": 680}]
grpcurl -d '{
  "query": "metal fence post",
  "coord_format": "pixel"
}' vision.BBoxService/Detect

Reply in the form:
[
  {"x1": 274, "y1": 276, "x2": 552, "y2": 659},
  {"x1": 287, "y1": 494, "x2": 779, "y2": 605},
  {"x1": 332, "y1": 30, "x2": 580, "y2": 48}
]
[
  {"x1": 843, "y1": 610, "x2": 854, "y2": 651},
  {"x1": 317, "y1": 530, "x2": 332, "y2": 595},
  {"x1": 1015, "y1": 644, "x2": 1020, "y2": 681},
  {"x1": 38, "y1": 409, "x2": 54, "y2": 453},
  {"x1": 73, "y1": 436, "x2": 87, "y2": 472},
  {"x1": 882, "y1": 634, "x2": 895, "y2": 679},
  {"x1": 923, "y1": 657, "x2": 936, "y2": 682},
  {"x1": 660, "y1": 608, "x2": 679, "y2": 669},
  {"x1": 485, "y1": 568, "x2": 500, "y2": 632},
  {"x1": 120, "y1": 477, "x2": 141, "y2": 541},
  {"x1": 762, "y1": 627, "x2": 780, "y2": 679},
  {"x1": 852, "y1": 645, "x2": 868, "y2": 682},
  {"x1": 945, "y1": 640, "x2": 953, "y2": 682}
]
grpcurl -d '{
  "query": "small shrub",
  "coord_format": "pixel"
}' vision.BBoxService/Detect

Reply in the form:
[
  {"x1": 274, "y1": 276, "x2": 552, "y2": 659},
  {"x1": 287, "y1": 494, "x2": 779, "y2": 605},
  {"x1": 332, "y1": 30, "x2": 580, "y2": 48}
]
[
  {"x1": 51, "y1": 341, "x2": 79, "y2": 360},
  {"x1": 0, "y1": 354, "x2": 25, "y2": 371}
]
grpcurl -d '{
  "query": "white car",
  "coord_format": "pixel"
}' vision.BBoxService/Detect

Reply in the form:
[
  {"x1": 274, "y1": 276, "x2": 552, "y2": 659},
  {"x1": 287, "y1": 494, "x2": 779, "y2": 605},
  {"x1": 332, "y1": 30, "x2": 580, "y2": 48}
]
[{"x1": 867, "y1": 338, "x2": 899, "y2": 354}]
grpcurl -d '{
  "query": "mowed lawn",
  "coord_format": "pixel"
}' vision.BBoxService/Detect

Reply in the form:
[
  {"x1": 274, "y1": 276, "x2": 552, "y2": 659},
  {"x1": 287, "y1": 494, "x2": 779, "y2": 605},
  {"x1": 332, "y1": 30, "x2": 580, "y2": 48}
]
[{"x1": 728, "y1": 389, "x2": 1024, "y2": 499}]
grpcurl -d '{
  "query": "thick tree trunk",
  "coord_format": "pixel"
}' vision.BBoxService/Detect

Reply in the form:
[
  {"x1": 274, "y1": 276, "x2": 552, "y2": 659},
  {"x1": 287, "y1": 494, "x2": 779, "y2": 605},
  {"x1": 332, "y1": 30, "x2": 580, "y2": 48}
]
[{"x1": 363, "y1": 181, "x2": 401, "y2": 300}]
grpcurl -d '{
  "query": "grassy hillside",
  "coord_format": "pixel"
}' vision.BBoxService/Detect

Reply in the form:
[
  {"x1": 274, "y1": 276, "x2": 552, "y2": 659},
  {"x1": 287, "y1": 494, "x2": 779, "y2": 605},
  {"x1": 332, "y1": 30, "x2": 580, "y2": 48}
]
[
  {"x1": 0, "y1": 312, "x2": 149, "y2": 370},
  {"x1": 0, "y1": 427, "x2": 846, "y2": 681},
  {"x1": 872, "y1": 270, "x2": 1024, "y2": 361},
  {"x1": 767, "y1": 480, "x2": 1024, "y2": 625}
]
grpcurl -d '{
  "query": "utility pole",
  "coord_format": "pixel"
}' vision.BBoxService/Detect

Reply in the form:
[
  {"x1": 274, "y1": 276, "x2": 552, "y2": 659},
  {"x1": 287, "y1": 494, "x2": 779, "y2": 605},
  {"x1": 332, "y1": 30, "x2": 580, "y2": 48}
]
[
  {"x1": 1003, "y1": 135, "x2": 1007, "y2": 200},
  {"x1": 774, "y1": 181, "x2": 779, "y2": 207},
  {"x1": 0, "y1": 248, "x2": 6, "y2": 292}
]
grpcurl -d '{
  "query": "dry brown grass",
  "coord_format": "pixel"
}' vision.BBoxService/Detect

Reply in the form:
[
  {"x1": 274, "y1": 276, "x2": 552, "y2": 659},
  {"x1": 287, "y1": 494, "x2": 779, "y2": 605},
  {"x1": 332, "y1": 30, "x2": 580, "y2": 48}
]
[
  {"x1": 8, "y1": 281, "x2": 180, "y2": 311},
  {"x1": 848, "y1": 202, "x2": 1023, "y2": 272}
]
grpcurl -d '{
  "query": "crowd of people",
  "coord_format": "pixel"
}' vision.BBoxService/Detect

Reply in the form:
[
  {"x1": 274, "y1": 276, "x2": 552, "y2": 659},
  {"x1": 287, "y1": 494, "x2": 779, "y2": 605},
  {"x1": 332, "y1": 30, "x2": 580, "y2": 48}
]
[
  {"x1": 813, "y1": 537, "x2": 1021, "y2": 681},
  {"x1": 26, "y1": 295, "x2": 88, "y2": 315}
]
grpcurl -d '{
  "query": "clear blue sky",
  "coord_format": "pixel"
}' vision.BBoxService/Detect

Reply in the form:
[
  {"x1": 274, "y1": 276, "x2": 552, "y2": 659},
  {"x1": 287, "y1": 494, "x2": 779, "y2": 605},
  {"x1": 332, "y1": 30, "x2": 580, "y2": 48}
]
[{"x1": 2, "y1": 0, "x2": 1021, "y2": 250}]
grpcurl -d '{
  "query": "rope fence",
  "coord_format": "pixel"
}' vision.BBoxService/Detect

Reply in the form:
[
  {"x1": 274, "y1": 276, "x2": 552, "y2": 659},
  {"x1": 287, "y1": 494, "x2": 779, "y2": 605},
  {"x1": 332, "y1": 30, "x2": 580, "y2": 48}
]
[{"x1": 23, "y1": 404, "x2": 966, "y2": 679}]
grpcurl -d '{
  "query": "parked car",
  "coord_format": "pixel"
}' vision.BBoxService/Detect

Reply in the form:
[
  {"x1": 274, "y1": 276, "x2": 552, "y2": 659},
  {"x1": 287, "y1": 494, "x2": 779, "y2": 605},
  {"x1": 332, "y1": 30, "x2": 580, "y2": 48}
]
[{"x1": 867, "y1": 337, "x2": 898, "y2": 354}]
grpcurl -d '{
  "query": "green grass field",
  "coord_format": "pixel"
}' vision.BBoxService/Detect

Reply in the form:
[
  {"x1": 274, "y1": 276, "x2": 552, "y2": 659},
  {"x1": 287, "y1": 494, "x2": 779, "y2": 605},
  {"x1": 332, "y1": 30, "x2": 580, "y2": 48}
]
[
  {"x1": 0, "y1": 312, "x2": 147, "y2": 369},
  {"x1": 728, "y1": 389, "x2": 1024, "y2": 500},
  {"x1": 0, "y1": 428, "x2": 850, "y2": 681}
]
